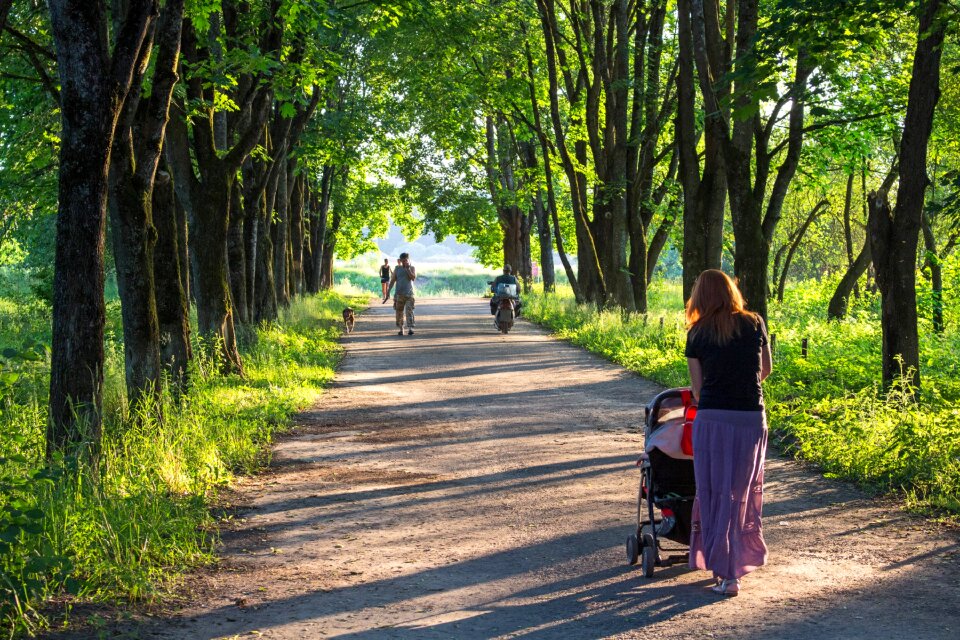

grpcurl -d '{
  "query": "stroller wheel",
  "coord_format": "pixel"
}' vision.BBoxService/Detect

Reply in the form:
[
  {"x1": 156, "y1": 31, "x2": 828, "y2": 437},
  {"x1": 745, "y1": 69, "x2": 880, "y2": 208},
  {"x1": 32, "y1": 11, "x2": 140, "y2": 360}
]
[
  {"x1": 641, "y1": 533, "x2": 657, "y2": 578},
  {"x1": 625, "y1": 534, "x2": 640, "y2": 565}
]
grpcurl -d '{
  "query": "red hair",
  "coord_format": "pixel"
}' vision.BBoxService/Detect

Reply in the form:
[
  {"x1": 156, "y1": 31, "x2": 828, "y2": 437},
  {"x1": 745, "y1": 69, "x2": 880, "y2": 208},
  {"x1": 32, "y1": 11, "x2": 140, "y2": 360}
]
[{"x1": 685, "y1": 269, "x2": 759, "y2": 345}]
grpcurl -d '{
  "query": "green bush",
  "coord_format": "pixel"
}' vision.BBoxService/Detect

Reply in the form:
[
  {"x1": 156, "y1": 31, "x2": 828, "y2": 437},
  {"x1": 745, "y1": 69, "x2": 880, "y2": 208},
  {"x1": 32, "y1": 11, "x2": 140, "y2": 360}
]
[
  {"x1": 0, "y1": 291, "x2": 362, "y2": 636},
  {"x1": 523, "y1": 279, "x2": 960, "y2": 517}
]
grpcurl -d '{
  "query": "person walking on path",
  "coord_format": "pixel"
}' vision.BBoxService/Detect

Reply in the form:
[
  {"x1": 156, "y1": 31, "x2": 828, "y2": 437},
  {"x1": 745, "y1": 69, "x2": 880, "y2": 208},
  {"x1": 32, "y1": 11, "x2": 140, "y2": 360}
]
[
  {"x1": 684, "y1": 269, "x2": 772, "y2": 597},
  {"x1": 379, "y1": 258, "x2": 392, "y2": 301},
  {"x1": 382, "y1": 258, "x2": 401, "y2": 304},
  {"x1": 386, "y1": 252, "x2": 416, "y2": 335}
]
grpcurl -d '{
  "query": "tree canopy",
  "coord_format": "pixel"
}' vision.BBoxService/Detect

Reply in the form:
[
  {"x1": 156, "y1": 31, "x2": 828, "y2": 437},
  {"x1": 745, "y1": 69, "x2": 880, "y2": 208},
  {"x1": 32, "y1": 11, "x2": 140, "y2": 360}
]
[{"x1": 0, "y1": 0, "x2": 957, "y2": 445}]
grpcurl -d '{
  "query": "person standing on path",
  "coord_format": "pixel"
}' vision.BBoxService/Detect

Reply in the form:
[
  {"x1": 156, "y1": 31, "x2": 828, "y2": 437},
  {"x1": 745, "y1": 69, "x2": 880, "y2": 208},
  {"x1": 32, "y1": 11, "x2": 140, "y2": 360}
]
[
  {"x1": 386, "y1": 252, "x2": 416, "y2": 335},
  {"x1": 684, "y1": 269, "x2": 772, "y2": 597},
  {"x1": 379, "y1": 258, "x2": 392, "y2": 301}
]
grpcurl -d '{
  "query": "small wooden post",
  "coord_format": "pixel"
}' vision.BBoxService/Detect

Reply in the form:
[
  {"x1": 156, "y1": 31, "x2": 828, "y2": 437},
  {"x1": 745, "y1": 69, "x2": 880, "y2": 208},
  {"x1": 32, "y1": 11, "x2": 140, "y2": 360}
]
[
  {"x1": 802, "y1": 337, "x2": 808, "y2": 358},
  {"x1": 659, "y1": 317, "x2": 664, "y2": 331}
]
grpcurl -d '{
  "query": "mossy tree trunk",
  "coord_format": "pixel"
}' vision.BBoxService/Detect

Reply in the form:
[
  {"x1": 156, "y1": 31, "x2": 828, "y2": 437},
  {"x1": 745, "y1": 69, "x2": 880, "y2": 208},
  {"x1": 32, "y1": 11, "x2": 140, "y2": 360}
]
[{"x1": 46, "y1": 0, "x2": 155, "y2": 455}]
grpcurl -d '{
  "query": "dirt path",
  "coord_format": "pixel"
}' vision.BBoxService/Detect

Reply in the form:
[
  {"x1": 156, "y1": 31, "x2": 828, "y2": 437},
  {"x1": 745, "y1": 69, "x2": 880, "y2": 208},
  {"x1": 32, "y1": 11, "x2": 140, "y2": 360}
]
[{"x1": 111, "y1": 298, "x2": 958, "y2": 639}]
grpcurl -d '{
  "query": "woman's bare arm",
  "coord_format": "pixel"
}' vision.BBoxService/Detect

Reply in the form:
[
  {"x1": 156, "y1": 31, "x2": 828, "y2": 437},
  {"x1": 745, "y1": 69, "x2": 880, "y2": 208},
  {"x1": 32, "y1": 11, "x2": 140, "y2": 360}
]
[
  {"x1": 760, "y1": 342, "x2": 772, "y2": 381},
  {"x1": 687, "y1": 358, "x2": 703, "y2": 401}
]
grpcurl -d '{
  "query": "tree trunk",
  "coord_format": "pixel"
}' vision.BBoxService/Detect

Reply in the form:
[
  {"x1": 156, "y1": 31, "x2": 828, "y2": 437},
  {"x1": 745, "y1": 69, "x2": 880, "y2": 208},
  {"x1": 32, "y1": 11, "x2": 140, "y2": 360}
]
[
  {"x1": 308, "y1": 166, "x2": 333, "y2": 293},
  {"x1": 868, "y1": 0, "x2": 945, "y2": 390},
  {"x1": 828, "y1": 238, "x2": 871, "y2": 321},
  {"x1": 152, "y1": 169, "x2": 191, "y2": 389},
  {"x1": 689, "y1": 0, "x2": 814, "y2": 319},
  {"x1": 532, "y1": 192, "x2": 554, "y2": 292},
  {"x1": 192, "y1": 171, "x2": 244, "y2": 373},
  {"x1": 842, "y1": 171, "x2": 859, "y2": 298},
  {"x1": 253, "y1": 159, "x2": 280, "y2": 321},
  {"x1": 646, "y1": 205, "x2": 678, "y2": 284},
  {"x1": 107, "y1": 0, "x2": 184, "y2": 410},
  {"x1": 302, "y1": 183, "x2": 314, "y2": 293},
  {"x1": 290, "y1": 172, "x2": 305, "y2": 297},
  {"x1": 518, "y1": 139, "x2": 554, "y2": 292},
  {"x1": 677, "y1": 0, "x2": 725, "y2": 301},
  {"x1": 320, "y1": 236, "x2": 336, "y2": 290},
  {"x1": 176, "y1": 193, "x2": 189, "y2": 301},
  {"x1": 320, "y1": 177, "x2": 342, "y2": 291},
  {"x1": 625, "y1": 211, "x2": 648, "y2": 313},
  {"x1": 535, "y1": 0, "x2": 605, "y2": 303},
  {"x1": 273, "y1": 157, "x2": 290, "y2": 308},
  {"x1": 594, "y1": 0, "x2": 634, "y2": 311},
  {"x1": 320, "y1": 167, "x2": 349, "y2": 291},
  {"x1": 485, "y1": 117, "x2": 531, "y2": 291},
  {"x1": 502, "y1": 205, "x2": 525, "y2": 284},
  {"x1": 522, "y1": 38, "x2": 570, "y2": 297},
  {"x1": 0, "y1": 0, "x2": 12, "y2": 35},
  {"x1": 109, "y1": 159, "x2": 163, "y2": 410},
  {"x1": 47, "y1": 0, "x2": 155, "y2": 455},
  {"x1": 776, "y1": 199, "x2": 828, "y2": 302},
  {"x1": 167, "y1": 15, "x2": 276, "y2": 370},
  {"x1": 228, "y1": 184, "x2": 249, "y2": 323},
  {"x1": 920, "y1": 213, "x2": 944, "y2": 333}
]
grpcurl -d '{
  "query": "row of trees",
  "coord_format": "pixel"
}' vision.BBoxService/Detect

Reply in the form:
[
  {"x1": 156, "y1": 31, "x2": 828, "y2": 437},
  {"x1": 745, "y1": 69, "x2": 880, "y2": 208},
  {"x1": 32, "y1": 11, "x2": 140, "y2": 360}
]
[
  {"x1": 373, "y1": 0, "x2": 957, "y2": 390},
  {"x1": 0, "y1": 0, "x2": 405, "y2": 455},
  {"x1": 0, "y1": 0, "x2": 957, "y2": 457}
]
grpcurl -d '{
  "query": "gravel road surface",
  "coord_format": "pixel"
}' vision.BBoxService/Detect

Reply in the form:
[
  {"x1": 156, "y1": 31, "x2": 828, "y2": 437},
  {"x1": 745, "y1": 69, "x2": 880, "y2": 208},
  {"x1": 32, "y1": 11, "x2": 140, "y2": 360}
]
[{"x1": 87, "y1": 297, "x2": 960, "y2": 639}]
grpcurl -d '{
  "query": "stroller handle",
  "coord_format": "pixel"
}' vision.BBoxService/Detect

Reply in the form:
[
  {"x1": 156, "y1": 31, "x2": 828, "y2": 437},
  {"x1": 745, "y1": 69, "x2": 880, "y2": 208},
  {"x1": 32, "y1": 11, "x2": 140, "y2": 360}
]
[{"x1": 645, "y1": 387, "x2": 694, "y2": 417}]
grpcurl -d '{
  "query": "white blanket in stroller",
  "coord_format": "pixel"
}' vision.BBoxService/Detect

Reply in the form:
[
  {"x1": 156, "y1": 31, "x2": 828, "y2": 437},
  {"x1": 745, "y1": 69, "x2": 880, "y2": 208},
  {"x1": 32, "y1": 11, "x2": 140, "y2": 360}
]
[{"x1": 643, "y1": 409, "x2": 694, "y2": 461}]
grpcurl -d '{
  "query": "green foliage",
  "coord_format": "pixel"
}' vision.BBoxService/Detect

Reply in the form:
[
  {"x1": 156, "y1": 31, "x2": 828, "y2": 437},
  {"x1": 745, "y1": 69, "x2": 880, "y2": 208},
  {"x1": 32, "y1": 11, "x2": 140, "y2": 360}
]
[
  {"x1": 524, "y1": 278, "x2": 960, "y2": 517},
  {"x1": 0, "y1": 290, "x2": 363, "y2": 636}
]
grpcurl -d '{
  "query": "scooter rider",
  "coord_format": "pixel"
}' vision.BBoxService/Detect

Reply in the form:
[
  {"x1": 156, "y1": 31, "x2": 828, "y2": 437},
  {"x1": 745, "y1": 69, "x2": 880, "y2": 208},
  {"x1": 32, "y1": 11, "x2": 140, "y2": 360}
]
[{"x1": 490, "y1": 264, "x2": 522, "y2": 316}]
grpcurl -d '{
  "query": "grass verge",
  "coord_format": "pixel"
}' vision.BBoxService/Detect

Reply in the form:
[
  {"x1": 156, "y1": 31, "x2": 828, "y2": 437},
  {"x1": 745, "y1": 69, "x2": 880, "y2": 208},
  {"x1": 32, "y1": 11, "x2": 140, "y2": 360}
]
[
  {"x1": 523, "y1": 281, "x2": 960, "y2": 518},
  {"x1": 0, "y1": 290, "x2": 364, "y2": 637}
]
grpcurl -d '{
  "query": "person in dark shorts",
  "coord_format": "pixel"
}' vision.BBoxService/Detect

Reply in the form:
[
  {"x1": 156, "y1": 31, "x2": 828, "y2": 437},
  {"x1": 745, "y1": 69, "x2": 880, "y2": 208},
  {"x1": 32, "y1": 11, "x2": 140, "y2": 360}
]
[
  {"x1": 684, "y1": 269, "x2": 772, "y2": 597},
  {"x1": 379, "y1": 258, "x2": 391, "y2": 301}
]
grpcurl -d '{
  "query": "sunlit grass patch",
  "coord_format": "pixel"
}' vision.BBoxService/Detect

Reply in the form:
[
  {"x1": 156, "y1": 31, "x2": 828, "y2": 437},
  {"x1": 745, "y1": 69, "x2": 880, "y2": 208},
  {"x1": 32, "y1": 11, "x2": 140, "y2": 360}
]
[{"x1": 0, "y1": 289, "x2": 364, "y2": 635}]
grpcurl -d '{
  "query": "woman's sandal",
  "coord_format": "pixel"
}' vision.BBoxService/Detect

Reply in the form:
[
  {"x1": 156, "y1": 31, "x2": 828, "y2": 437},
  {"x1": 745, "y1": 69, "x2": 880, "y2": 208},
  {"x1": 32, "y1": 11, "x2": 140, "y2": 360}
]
[{"x1": 711, "y1": 578, "x2": 740, "y2": 597}]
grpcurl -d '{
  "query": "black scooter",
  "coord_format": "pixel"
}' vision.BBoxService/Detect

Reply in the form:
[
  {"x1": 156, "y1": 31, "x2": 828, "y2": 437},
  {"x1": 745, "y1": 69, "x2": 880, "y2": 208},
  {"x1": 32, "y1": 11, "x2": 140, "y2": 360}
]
[{"x1": 487, "y1": 281, "x2": 520, "y2": 334}]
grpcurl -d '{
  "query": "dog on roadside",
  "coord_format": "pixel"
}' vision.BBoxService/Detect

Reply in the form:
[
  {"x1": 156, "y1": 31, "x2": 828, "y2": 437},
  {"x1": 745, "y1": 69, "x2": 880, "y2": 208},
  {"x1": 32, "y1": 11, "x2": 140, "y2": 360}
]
[{"x1": 342, "y1": 307, "x2": 356, "y2": 333}]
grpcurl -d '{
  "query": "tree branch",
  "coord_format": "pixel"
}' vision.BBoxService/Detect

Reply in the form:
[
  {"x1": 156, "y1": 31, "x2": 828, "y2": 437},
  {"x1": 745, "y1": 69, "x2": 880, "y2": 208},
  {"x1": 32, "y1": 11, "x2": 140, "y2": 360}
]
[{"x1": 769, "y1": 111, "x2": 892, "y2": 158}]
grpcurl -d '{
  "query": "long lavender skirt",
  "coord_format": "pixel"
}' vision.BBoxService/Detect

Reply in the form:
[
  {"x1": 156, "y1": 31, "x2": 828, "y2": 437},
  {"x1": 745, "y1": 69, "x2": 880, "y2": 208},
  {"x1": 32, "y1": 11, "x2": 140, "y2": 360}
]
[{"x1": 689, "y1": 409, "x2": 768, "y2": 579}]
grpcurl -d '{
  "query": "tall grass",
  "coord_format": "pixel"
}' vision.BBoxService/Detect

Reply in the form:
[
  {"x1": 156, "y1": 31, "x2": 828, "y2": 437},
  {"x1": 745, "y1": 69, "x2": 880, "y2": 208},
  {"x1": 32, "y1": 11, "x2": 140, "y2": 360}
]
[
  {"x1": 0, "y1": 291, "x2": 362, "y2": 636},
  {"x1": 523, "y1": 279, "x2": 960, "y2": 516}
]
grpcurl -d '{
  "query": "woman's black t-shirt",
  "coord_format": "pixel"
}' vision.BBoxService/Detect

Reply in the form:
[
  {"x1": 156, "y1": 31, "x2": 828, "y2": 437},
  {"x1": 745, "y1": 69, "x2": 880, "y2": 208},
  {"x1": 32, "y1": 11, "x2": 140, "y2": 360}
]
[
  {"x1": 379, "y1": 265, "x2": 391, "y2": 280},
  {"x1": 684, "y1": 314, "x2": 768, "y2": 411}
]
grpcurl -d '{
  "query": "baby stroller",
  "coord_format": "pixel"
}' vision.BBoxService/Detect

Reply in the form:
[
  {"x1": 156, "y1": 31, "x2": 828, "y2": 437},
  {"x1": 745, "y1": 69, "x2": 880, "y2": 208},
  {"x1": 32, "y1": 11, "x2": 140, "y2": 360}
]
[{"x1": 626, "y1": 387, "x2": 698, "y2": 577}]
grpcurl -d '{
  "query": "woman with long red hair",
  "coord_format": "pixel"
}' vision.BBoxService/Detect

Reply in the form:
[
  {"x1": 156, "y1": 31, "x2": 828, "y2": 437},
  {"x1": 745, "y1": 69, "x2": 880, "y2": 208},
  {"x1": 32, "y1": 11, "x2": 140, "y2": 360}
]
[{"x1": 685, "y1": 269, "x2": 773, "y2": 596}]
